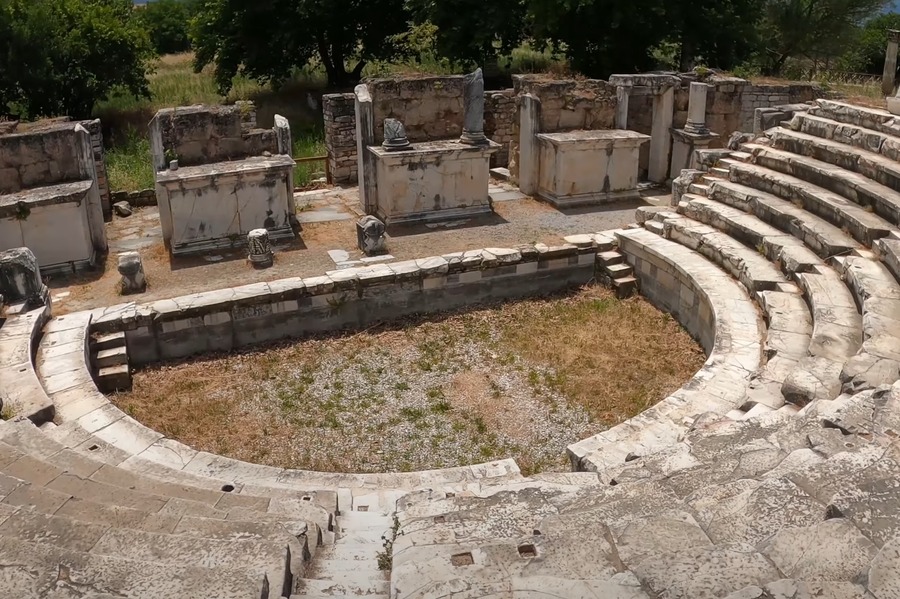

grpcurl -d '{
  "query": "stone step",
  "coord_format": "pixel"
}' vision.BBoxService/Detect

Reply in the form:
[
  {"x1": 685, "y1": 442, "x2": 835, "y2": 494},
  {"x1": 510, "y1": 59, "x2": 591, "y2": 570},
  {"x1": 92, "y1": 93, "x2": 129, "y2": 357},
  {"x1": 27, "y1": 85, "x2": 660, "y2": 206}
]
[
  {"x1": 795, "y1": 269, "x2": 862, "y2": 364},
  {"x1": 90, "y1": 525, "x2": 296, "y2": 598},
  {"x1": 596, "y1": 250, "x2": 624, "y2": 266},
  {"x1": 729, "y1": 150, "x2": 753, "y2": 162},
  {"x1": 741, "y1": 402, "x2": 775, "y2": 419},
  {"x1": 91, "y1": 331, "x2": 126, "y2": 352},
  {"x1": 810, "y1": 99, "x2": 900, "y2": 134},
  {"x1": 833, "y1": 255, "x2": 900, "y2": 392},
  {"x1": 789, "y1": 111, "x2": 900, "y2": 162},
  {"x1": 745, "y1": 143, "x2": 900, "y2": 227},
  {"x1": 678, "y1": 194, "x2": 822, "y2": 274},
  {"x1": 645, "y1": 214, "x2": 788, "y2": 292},
  {"x1": 720, "y1": 158, "x2": 893, "y2": 247},
  {"x1": 96, "y1": 364, "x2": 131, "y2": 392},
  {"x1": 0, "y1": 306, "x2": 54, "y2": 423},
  {"x1": 706, "y1": 178, "x2": 860, "y2": 259},
  {"x1": 770, "y1": 126, "x2": 900, "y2": 200},
  {"x1": 0, "y1": 536, "x2": 269, "y2": 599},
  {"x1": 295, "y1": 576, "x2": 390, "y2": 596},
  {"x1": 688, "y1": 182, "x2": 710, "y2": 196},
  {"x1": 94, "y1": 345, "x2": 128, "y2": 369},
  {"x1": 611, "y1": 275, "x2": 637, "y2": 298},
  {"x1": 876, "y1": 235, "x2": 900, "y2": 282},
  {"x1": 606, "y1": 262, "x2": 633, "y2": 278}
]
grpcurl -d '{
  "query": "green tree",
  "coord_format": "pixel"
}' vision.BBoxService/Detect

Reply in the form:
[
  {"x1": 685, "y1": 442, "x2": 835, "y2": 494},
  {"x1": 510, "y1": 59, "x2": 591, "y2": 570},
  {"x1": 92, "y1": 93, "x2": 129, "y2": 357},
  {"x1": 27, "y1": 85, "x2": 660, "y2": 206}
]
[
  {"x1": 0, "y1": 0, "x2": 153, "y2": 119},
  {"x1": 840, "y1": 12, "x2": 900, "y2": 73},
  {"x1": 758, "y1": 0, "x2": 889, "y2": 75},
  {"x1": 669, "y1": 0, "x2": 765, "y2": 71},
  {"x1": 528, "y1": 0, "x2": 669, "y2": 78},
  {"x1": 408, "y1": 0, "x2": 528, "y2": 66},
  {"x1": 191, "y1": 0, "x2": 410, "y2": 90},
  {"x1": 137, "y1": 0, "x2": 197, "y2": 55}
]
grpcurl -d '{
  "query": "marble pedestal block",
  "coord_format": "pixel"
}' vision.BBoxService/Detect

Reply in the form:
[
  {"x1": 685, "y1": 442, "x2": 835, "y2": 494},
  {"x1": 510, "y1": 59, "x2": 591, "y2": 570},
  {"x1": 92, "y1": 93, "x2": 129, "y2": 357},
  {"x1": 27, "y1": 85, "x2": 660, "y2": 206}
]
[
  {"x1": 369, "y1": 140, "x2": 500, "y2": 224},
  {"x1": 536, "y1": 130, "x2": 650, "y2": 207},
  {"x1": 155, "y1": 155, "x2": 295, "y2": 256},
  {"x1": 670, "y1": 129, "x2": 720, "y2": 178}
]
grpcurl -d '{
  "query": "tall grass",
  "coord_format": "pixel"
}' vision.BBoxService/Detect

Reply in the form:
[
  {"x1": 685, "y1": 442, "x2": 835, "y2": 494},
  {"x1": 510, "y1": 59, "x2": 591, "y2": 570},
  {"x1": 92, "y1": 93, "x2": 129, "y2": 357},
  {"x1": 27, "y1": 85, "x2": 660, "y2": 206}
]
[
  {"x1": 105, "y1": 128, "x2": 155, "y2": 191},
  {"x1": 292, "y1": 125, "x2": 327, "y2": 187}
]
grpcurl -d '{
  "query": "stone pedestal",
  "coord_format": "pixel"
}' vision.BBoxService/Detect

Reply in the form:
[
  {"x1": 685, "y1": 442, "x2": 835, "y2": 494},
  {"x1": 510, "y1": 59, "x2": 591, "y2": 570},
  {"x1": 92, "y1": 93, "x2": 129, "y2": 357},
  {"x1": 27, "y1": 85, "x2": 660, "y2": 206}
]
[
  {"x1": 517, "y1": 94, "x2": 542, "y2": 196},
  {"x1": 536, "y1": 130, "x2": 650, "y2": 207},
  {"x1": 357, "y1": 215, "x2": 386, "y2": 255},
  {"x1": 155, "y1": 155, "x2": 295, "y2": 256},
  {"x1": 247, "y1": 229, "x2": 273, "y2": 267},
  {"x1": 117, "y1": 251, "x2": 146, "y2": 294},
  {"x1": 0, "y1": 247, "x2": 48, "y2": 308},
  {"x1": 368, "y1": 140, "x2": 500, "y2": 224},
  {"x1": 670, "y1": 129, "x2": 720, "y2": 179}
]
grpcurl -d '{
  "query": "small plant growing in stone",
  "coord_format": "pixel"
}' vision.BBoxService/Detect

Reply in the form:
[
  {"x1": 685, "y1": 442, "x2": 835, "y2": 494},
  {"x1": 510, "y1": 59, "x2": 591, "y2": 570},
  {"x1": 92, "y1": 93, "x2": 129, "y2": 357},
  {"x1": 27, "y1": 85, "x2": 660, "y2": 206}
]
[{"x1": 376, "y1": 515, "x2": 400, "y2": 571}]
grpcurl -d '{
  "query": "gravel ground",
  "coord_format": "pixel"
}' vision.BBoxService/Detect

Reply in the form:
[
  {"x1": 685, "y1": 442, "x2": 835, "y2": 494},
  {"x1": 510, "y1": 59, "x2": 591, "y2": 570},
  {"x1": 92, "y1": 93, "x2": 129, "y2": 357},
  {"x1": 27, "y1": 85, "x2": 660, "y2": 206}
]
[{"x1": 113, "y1": 285, "x2": 703, "y2": 474}]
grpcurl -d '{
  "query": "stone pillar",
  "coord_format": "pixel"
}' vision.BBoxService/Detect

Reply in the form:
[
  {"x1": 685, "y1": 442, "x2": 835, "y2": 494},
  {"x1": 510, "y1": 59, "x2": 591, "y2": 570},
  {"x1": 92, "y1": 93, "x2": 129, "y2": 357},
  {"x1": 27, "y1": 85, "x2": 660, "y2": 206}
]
[
  {"x1": 460, "y1": 68, "x2": 488, "y2": 145},
  {"x1": 74, "y1": 124, "x2": 108, "y2": 254},
  {"x1": 883, "y1": 29, "x2": 900, "y2": 96},
  {"x1": 117, "y1": 251, "x2": 146, "y2": 295},
  {"x1": 649, "y1": 86, "x2": 675, "y2": 183},
  {"x1": 274, "y1": 115, "x2": 292, "y2": 155},
  {"x1": 273, "y1": 115, "x2": 295, "y2": 220},
  {"x1": 247, "y1": 229, "x2": 273, "y2": 268},
  {"x1": 518, "y1": 94, "x2": 541, "y2": 196},
  {"x1": 684, "y1": 82, "x2": 710, "y2": 135},
  {"x1": 354, "y1": 84, "x2": 378, "y2": 215},
  {"x1": 0, "y1": 247, "x2": 48, "y2": 308},
  {"x1": 615, "y1": 86, "x2": 631, "y2": 130},
  {"x1": 356, "y1": 215, "x2": 386, "y2": 255}
]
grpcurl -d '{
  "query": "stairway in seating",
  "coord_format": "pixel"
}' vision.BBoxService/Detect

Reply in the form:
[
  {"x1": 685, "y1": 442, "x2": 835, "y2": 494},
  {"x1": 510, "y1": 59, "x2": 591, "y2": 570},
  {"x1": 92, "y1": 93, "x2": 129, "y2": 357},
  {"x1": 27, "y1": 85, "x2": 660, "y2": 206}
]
[{"x1": 293, "y1": 491, "x2": 401, "y2": 598}]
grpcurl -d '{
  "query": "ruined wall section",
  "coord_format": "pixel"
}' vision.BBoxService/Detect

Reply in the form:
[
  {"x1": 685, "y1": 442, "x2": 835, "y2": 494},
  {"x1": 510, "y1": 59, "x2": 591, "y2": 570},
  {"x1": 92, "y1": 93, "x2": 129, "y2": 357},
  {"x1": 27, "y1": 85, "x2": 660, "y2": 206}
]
[{"x1": 323, "y1": 73, "x2": 825, "y2": 185}]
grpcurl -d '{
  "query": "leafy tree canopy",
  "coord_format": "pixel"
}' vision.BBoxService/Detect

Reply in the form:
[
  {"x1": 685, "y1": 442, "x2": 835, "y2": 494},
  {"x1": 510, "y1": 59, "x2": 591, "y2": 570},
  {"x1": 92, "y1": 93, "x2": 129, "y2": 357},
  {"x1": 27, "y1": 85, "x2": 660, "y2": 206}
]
[
  {"x1": 0, "y1": 0, "x2": 153, "y2": 119},
  {"x1": 840, "y1": 12, "x2": 900, "y2": 73},
  {"x1": 191, "y1": 0, "x2": 410, "y2": 90},
  {"x1": 758, "y1": 0, "x2": 889, "y2": 74},
  {"x1": 408, "y1": 0, "x2": 528, "y2": 66},
  {"x1": 137, "y1": 0, "x2": 198, "y2": 55}
]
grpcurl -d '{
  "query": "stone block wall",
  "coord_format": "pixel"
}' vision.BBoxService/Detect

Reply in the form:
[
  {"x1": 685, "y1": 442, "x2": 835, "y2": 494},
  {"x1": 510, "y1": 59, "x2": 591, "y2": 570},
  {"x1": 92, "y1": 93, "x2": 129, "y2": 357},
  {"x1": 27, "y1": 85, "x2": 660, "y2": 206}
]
[
  {"x1": 0, "y1": 125, "x2": 89, "y2": 194},
  {"x1": 80, "y1": 119, "x2": 111, "y2": 221},
  {"x1": 148, "y1": 103, "x2": 276, "y2": 171},
  {"x1": 484, "y1": 90, "x2": 516, "y2": 167},
  {"x1": 324, "y1": 78, "x2": 518, "y2": 183},
  {"x1": 102, "y1": 243, "x2": 599, "y2": 365},
  {"x1": 323, "y1": 72, "x2": 826, "y2": 185},
  {"x1": 323, "y1": 93, "x2": 357, "y2": 184}
]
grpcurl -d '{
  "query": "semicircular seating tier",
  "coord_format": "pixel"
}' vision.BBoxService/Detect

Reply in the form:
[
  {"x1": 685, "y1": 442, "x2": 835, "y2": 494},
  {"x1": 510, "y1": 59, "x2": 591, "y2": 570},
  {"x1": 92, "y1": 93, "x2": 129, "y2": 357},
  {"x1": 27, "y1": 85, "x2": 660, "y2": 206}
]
[{"x1": 1, "y1": 97, "x2": 900, "y2": 597}]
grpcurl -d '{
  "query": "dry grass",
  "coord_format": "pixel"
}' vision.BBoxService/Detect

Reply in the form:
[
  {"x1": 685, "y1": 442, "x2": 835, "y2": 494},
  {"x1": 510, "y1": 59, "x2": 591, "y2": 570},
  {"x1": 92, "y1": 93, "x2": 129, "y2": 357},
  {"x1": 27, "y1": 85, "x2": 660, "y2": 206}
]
[{"x1": 111, "y1": 284, "x2": 704, "y2": 474}]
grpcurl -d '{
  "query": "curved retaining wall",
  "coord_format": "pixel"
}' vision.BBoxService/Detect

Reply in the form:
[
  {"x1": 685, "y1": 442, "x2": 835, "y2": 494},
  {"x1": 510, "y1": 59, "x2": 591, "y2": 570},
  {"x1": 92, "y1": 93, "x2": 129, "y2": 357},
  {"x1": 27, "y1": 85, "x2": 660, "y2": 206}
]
[{"x1": 90, "y1": 244, "x2": 600, "y2": 365}]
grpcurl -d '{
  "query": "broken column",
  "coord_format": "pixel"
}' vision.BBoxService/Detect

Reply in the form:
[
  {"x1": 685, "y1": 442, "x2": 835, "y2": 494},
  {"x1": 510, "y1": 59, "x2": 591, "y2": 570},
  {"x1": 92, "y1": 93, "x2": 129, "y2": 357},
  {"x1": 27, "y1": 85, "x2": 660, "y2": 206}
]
[
  {"x1": 354, "y1": 84, "x2": 378, "y2": 214},
  {"x1": 649, "y1": 84, "x2": 675, "y2": 183},
  {"x1": 0, "y1": 247, "x2": 48, "y2": 308},
  {"x1": 615, "y1": 86, "x2": 630, "y2": 129},
  {"x1": 382, "y1": 118, "x2": 411, "y2": 151},
  {"x1": 884, "y1": 29, "x2": 900, "y2": 97},
  {"x1": 247, "y1": 228, "x2": 273, "y2": 268},
  {"x1": 459, "y1": 68, "x2": 488, "y2": 145},
  {"x1": 117, "y1": 251, "x2": 146, "y2": 295},
  {"x1": 517, "y1": 94, "x2": 542, "y2": 196},
  {"x1": 670, "y1": 82, "x2": 719, "y2": 177},
  {"x1": 356, "y1": 215, "x2": 386, "y2": 255}
]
